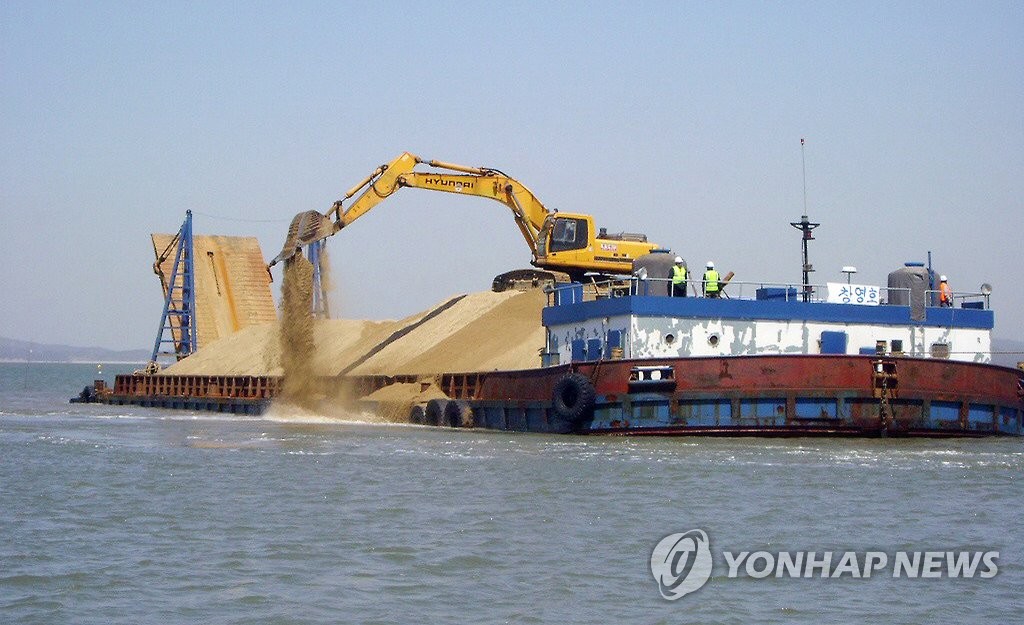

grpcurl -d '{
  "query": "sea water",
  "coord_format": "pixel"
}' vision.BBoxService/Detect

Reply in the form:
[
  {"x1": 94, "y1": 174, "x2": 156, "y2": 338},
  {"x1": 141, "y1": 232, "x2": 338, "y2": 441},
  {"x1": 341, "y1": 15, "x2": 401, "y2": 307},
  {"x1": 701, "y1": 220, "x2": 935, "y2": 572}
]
[{"x1": 1, "y1": 363, "x2": 1021, "y2": 624}]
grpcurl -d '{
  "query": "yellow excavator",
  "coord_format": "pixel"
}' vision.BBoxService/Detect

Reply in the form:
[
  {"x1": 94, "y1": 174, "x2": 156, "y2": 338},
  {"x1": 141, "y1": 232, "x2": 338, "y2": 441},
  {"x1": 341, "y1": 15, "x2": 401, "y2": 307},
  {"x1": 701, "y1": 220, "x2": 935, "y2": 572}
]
[{"x1": 270, "y1": 152, "x2": 660, "y2": 289}]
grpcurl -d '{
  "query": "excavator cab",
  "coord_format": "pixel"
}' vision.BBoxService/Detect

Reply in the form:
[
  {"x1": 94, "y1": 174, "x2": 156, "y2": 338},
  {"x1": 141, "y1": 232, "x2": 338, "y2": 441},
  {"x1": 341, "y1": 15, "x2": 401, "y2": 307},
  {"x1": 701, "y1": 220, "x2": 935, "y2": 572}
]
[{"x1": 549, "y1": 217, "x2": 590, "y2": 253}]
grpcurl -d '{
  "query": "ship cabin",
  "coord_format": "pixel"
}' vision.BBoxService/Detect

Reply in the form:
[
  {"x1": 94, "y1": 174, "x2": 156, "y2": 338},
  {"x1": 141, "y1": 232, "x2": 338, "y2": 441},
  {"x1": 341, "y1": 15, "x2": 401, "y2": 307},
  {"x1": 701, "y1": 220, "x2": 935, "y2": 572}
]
[{"x1": 541, "y1": 261, "x2": 994, "y2": 367}]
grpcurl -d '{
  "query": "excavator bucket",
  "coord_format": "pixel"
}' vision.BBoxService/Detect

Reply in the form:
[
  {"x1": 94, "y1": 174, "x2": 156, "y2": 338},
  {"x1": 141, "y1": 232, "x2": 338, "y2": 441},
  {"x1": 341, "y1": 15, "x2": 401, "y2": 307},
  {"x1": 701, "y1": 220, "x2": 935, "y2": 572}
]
[{"x1": 269, "y1": 210, "x2": 335, "y2": 266}]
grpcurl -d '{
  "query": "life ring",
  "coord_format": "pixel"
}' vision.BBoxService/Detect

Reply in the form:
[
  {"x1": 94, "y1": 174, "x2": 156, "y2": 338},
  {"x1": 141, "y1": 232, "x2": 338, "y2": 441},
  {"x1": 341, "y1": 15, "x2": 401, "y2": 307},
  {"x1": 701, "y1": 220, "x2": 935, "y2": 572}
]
[
  {"x1": 444, "y1": 400, "x2": 474, "y2": 428},
  {"x1": 552, "y1": 372, "x2": 596, "y2": 428},
  {"x1": 425, "y1": 399, "x2": 448, "y2": 426}
]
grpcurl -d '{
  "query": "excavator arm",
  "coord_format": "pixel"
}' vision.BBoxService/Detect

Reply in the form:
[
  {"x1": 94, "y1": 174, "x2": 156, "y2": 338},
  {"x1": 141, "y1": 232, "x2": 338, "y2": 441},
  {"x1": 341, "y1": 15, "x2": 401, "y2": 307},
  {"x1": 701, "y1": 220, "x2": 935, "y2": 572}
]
[
  {"x1": 271, "y1": 152, "x2": 553, "y2": 266},
  {"x1": 271, "y1": 152, "x2": 659, "y2": 279},
  {"x1": 390, "y1": 172, "x2": 550, "y2": 259},
  {"x1": 332, "y1": 154, "x2": 554, "y2": 260},
  {"x1": 269, "y1": 152, "x2": 419, "y2": 266}
]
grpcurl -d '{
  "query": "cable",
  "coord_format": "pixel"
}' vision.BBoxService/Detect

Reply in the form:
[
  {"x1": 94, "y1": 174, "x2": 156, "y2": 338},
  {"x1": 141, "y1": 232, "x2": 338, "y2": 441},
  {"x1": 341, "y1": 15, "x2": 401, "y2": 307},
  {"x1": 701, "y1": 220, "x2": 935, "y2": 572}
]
[{"x1": 190, "y1": 210, "x2": 290, "y2": 223}]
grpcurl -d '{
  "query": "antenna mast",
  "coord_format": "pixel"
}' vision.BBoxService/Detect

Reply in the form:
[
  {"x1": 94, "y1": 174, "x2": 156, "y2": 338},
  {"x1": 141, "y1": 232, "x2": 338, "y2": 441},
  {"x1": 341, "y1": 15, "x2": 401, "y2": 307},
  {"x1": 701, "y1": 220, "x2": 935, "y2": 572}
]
[{"x1": 790, "y1": 138, "x2": 820, "y2": 303}]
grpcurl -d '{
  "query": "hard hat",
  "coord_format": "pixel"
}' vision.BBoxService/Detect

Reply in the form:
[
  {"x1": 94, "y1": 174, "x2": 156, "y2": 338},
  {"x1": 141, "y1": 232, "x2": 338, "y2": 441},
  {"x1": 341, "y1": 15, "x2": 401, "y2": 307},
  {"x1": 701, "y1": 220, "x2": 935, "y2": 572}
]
[
  {"x1": 674, "y1": 256, "x2": 683, "y2": 264},
  {"x1": 940, "y1": 275, "x2": 947, "y2": 282},
  {"x1": 706, "y1": 261, "x2": 715, "y2": 269}
]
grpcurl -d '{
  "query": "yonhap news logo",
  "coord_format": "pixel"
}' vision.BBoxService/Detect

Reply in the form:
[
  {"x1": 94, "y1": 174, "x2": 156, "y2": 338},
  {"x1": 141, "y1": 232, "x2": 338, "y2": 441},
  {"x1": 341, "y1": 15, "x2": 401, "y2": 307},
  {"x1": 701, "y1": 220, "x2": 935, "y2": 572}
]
[
  {"x1": 650, "y1": 530, "x2": 714, "y2": 600},
  {"x1": 651, "y1": 529, "x2": 999, "y2": 601}
]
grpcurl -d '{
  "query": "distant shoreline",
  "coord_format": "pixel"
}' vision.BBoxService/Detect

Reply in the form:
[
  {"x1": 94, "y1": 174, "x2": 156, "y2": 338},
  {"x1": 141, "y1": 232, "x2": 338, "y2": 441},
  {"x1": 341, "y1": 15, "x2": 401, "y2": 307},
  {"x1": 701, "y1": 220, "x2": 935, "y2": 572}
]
[{"x1": 0, "y1": 359, "x2": 148, "y2": 365}]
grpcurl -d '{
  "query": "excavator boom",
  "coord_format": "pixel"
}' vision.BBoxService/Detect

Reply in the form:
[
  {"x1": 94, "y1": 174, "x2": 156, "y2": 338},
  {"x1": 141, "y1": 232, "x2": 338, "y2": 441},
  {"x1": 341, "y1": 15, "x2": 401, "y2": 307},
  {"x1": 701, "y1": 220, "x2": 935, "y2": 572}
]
[
  {"x1": 270, "y1": 152, "x2": 421, "y2": 266},
  {"x1": 271, "y1": 152, "x2": 659, "y2": 278}
]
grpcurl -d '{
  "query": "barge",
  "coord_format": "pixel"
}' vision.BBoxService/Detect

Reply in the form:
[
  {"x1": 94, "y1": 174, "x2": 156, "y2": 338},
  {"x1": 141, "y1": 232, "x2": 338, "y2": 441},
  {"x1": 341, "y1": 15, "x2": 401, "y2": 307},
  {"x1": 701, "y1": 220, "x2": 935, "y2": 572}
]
[
  {"x1": 430, "y1": 274, "x2": 1023, "y2": 437},
  {"x1": 83, "y1": 267, "x2": 1024, "y2": 437}
]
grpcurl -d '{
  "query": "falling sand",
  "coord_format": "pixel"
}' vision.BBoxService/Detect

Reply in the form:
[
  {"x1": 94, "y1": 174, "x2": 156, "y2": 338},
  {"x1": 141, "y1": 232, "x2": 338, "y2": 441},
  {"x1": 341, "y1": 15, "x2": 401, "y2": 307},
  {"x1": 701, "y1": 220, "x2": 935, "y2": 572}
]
[{"x1": 278, "y1": 255, "x2": 320, "y2": 409}]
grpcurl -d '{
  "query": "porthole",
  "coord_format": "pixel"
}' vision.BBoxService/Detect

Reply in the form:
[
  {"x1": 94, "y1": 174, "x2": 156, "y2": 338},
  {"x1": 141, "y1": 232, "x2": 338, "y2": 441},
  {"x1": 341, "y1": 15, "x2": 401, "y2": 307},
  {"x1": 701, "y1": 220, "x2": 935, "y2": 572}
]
[
  {"x1": 665, "y1": 333, "x2": 676, "y2": 345},
  {"x1": 708, "y1": 334, "x2": 720, "y2": 347}
]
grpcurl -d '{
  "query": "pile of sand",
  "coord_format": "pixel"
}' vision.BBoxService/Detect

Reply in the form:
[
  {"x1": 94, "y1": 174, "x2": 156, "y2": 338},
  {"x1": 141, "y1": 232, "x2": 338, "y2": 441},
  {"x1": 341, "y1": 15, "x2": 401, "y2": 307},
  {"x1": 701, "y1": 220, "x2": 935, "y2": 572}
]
[
  {"x1": 162, "y1": 287, "x2": 547, "y2": 378},
  {"x1": 344, "y1": 288, "x2": 545, "y2": 375},
  {"x1": 160, "y1": 318, "x2": 392, "y2": 376},
  {"x1": 392, "y1": 287, "x2": 545, "y2": 374}
]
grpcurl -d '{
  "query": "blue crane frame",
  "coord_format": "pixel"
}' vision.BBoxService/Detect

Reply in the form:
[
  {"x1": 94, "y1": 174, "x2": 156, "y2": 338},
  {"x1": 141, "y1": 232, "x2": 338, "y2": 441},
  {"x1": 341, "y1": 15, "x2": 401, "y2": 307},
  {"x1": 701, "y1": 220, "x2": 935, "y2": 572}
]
[{"x1": 150, "y1": 210, "x2": 198, "y2": 363}]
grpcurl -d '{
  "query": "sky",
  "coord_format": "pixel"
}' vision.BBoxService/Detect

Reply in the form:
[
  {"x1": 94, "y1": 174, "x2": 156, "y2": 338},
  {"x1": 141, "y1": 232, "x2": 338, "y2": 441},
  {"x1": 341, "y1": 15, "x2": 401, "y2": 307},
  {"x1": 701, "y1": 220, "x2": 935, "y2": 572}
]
[{"x1": 1, "y1": 1, "x2": 1021, "y2": 351}]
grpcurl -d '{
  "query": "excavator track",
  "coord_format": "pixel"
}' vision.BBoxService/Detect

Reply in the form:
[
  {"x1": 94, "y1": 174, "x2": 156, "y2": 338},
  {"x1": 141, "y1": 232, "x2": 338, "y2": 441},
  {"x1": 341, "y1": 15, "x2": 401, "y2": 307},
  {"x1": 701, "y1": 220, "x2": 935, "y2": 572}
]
[{"x1": 491, "y1": 269, "x2": 569, "y2": 292}]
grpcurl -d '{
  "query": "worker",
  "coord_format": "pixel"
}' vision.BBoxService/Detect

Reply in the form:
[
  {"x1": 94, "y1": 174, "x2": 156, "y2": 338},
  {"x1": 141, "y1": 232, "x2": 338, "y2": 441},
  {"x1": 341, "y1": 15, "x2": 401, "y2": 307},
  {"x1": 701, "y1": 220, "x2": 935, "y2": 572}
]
[
  {"x1": 703, "y1": 261, "x2": 721, "y2": 298},
  {"x1": 671, "y1": 256, "x2": 688, "y2": 297},
  {"x1": 939, "y1": 275, "x2": 953, "y2": 307}
]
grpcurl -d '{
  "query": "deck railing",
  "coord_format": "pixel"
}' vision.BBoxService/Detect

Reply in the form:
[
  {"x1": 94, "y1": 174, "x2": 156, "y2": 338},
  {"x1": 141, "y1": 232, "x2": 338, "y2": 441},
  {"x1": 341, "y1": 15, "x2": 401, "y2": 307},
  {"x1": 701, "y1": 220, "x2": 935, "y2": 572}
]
[{"x1": 546, "y1": 277, "x2": 989, "y2": 309}]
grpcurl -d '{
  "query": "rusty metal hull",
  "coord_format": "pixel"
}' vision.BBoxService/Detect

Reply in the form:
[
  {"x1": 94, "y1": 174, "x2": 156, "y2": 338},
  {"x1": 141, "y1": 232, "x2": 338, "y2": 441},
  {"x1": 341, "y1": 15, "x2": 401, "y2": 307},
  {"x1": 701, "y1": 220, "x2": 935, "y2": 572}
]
[
  {"x1": 95, "y1": 355, "x2": 1024, "y2": 437},
  {"x1": 462, "y1": 355, "x2": 1024, "y2": 437},
  {"x1": 95, "y1": 375, "x2": 279, "y2": 415}
]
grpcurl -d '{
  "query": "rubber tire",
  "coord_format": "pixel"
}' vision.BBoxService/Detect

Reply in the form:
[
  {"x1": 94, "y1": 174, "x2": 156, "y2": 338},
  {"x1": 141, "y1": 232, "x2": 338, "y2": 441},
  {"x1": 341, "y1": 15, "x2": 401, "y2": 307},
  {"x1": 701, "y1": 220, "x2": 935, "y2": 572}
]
[
  {"x1": 552, "y1": 373, "x2": 596, "y2": 429},
  {"x1": 409, "y1": 404, "x2": 426, "y2": 425},
  {"x1": 425, "y1": 399, "x2": 449, "y2": 426},
  {"x1": 443, "y1": 400, "x2": 474, "y2": 428}
]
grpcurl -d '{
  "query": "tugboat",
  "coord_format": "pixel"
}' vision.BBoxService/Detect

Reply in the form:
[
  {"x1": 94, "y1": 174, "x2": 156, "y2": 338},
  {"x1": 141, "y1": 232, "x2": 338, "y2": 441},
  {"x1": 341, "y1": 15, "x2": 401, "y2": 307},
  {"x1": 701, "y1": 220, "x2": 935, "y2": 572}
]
[{"x1": 432, "y1": 253, "x2": 1023, "y2": 437}]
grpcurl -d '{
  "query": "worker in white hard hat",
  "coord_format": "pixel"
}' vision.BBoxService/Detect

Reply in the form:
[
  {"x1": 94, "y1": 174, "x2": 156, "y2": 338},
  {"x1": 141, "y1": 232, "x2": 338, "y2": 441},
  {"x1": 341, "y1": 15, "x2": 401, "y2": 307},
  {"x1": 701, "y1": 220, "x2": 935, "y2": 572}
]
[
  {"x1": 939, "y1": 275, "x2": 953, "y2": 307},
  {"x1": 703, "y1": 261, "x2": 721, "y2": 298},
  {"x1": 670, "y1": 256, "x2": 688, "y2": 298}
]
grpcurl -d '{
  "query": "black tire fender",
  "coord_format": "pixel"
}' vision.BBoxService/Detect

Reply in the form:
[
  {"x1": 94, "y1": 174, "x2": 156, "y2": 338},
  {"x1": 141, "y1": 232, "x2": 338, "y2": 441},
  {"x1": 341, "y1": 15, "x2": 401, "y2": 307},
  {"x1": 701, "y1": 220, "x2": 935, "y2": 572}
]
[
  {"x1": 443, "y1": 400, "x2": 474, "y2": 428},
  {"x1": 424, "y1": 399, "x2": 448, "y2": 426},
  {"x1": 409, "y1": 404, "x2": 426, "y2": 425},
  {"x1": 552, "y1": 373, "x2": 596, "y2": 426}
]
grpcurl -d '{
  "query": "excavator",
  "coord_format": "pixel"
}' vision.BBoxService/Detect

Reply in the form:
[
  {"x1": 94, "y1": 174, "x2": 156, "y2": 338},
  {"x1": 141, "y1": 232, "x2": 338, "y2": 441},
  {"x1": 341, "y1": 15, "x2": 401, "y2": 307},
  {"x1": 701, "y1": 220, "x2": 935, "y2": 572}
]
[{"x1": 270, "y1": 152, "x2": 661, "y2": 290}]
